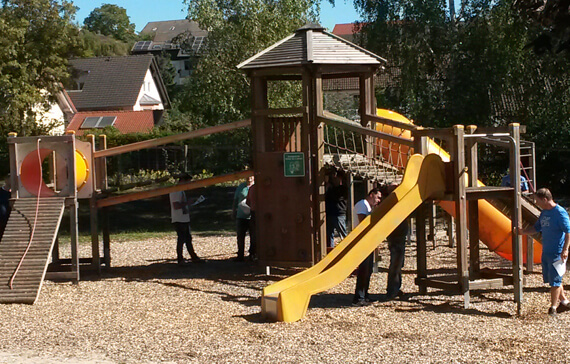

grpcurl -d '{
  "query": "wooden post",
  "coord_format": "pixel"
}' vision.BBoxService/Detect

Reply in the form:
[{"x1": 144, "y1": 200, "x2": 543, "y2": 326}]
[
  {"x1": 453, "y1": 125, "x2": 469, "y2": 308},
  {"x1": 526, "y1": 235, "x2": 534, "y2": 273},
  {"x1": 66, "y1": 132, "x2": 80, "y2": 283},
  {"x1": 466, "y1": 125, "x2": 480, "y2": 275},
  {"x1": 414, "y1": 133, "x2": 428, "y2": 294},
  {"x1": 446, "y1": 213, "x2": 455, "y2": 248},
  {"x1": 7, "y1": 132, "x2": 18, "y2": 199},
  {"x1": 311, "y1": 70, "x2": 326, "y2": 262},
  {"x1": 99, "y1": 135, "x2": 111, "y2": 267},
  {"x1": 509, "y1": 123, "x2": 523, "y2": 315},
  {"x1": 87, "y1": 135, "x2": 101, "y2": 275},
  {"x1": 428, "y1": 203, "x2": 436, "y2": 247},
  {"x1": 416, "y1": 203, "x2": 428, "y2": 294},
  {"x1": 360, "y1": 72, "x2": 375, "y2": 192}
]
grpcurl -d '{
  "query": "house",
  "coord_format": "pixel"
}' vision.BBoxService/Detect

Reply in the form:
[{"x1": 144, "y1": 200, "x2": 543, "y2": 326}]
[
  {"x1": 63, "y1": 54, "x2": 170, "y2": 135},
  {"x1": 331, "y1": 23, "x2": 365, "y2": 43},
  {"x1": 132, "y1": 19, "x2": 207, "y2": 85}
]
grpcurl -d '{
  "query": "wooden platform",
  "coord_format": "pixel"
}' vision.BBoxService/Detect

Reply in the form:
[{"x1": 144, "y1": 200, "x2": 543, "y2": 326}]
[{"x1": 0, "y1": 198, "x2": 65, "y2": 304}]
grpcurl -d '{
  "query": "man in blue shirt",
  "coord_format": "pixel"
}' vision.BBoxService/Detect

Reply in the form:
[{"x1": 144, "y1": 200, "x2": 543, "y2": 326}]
[{"x1": 521, "y1": 188, "x2": 570, "y2": 316}]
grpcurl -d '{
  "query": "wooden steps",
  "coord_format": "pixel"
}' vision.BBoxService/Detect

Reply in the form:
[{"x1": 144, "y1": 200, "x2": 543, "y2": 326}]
[{"x1": 0, "y1": 198, "x2": 65, "y2": 304}]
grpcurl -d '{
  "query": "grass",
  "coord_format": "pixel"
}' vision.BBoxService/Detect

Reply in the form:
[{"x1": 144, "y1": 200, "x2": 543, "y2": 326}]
[{"x1": 58, "y1": 185, "x2": 238, "y2": 242}]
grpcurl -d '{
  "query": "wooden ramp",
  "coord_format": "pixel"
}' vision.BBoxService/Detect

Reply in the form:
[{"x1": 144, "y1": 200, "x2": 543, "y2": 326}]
[{"x1": 0, "y1": 198, "x2": 65, "y2": 304}]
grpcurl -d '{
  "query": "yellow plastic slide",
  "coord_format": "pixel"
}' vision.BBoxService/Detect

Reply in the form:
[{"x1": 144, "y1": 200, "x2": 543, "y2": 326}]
[
  {"x1": 261, "y1": 153, "x2": 446, "y2": 322},
  {"x1": 375, "y1": 109, "x2": 541, "y2": 263}
]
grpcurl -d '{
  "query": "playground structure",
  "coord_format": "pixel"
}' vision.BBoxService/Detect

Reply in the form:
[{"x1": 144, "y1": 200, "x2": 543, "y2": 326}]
[
  {"x1": 0, "y1": 121, "x2": 252, "y2": 304},
  {"x1": 246, "y1": 24, "x2": 542, "y2": 322},
  {"x1": 0, "y1": 23, "x2": 543, "y2": 315}
]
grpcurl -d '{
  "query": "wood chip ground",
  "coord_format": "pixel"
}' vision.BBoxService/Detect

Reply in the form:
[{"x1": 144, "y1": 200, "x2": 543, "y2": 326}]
[{"x1": 0, "y1": 231, "x2": 568, "y2": 363}]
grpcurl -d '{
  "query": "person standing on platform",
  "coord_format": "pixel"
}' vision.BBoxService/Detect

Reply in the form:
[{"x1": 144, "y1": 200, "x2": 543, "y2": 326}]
[
  {"x1": 352, "y1": 188, "x2": 382, "y2": 306},
  {"x1": 520, "y1": 188, "x2": 570, "y2": 316},
  {"x1": 169, "y1": 174, "x2": 203, "y2": 266},
  {"x1": 232, "y1": 175, "x2": 254, "y2": 261}
]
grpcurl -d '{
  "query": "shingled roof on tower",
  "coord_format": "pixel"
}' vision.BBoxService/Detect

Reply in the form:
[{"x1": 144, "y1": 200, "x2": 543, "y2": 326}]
[{"x1": 237, "y1": 23, "x2": 386, "y2": 70}]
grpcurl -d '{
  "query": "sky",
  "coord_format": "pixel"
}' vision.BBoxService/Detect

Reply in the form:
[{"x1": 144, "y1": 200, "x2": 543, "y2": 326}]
[{"x1": 71, "y1": 0, "x2": 361, "y2": 33}]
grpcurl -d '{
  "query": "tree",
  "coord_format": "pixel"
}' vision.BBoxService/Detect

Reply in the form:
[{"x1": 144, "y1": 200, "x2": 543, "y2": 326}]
[
  {"x1": 356, "y1": 0, "x2": 570, "y2": 192},
  {"x1": 0, "y1": 0, "x2": 80, "y2": 176},
  {"x1": 0, "y1": 0, "x2": 80, "y2": 134},
  {"x1": 179, "y1": 0, "x2": 321, "y2": 127},
  {"x1": 83, "y1": 4, "x2": 136, "y2": 43},
  {"x1": 76, "y1": 29, "x2": 132, "y2": 57},
  {"x1": 514, "y1": 0, "x2": 570, "y2": 54}
]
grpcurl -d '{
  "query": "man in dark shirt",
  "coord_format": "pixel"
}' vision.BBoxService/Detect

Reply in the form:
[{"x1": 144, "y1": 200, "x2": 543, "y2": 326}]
[{"x1": 325, "y1": 170, "x2": 348, "y2": 248}]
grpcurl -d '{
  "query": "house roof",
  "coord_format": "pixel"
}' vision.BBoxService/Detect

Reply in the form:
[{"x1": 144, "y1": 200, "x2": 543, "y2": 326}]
[
  {"x1": 140, "y1": 19, "x2": 207, "y2": 43},
  {"x1": 67, "y1": 55, "x2": 170, "y2": 111},
  {"x1": 237, "y1": 23, "x2": 386, "y2": 70},
  {"x1": 332, "y1": 23, "x2": 364, "y2": 35},
  {"x1": 66, "y1": 110, "x2": 156, "y2": 135}
]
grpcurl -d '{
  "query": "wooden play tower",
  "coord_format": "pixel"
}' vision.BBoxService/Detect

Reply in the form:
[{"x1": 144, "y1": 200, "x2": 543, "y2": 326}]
[{"x1": 238, "y1": 23, "x2": 387, "y2": 267}]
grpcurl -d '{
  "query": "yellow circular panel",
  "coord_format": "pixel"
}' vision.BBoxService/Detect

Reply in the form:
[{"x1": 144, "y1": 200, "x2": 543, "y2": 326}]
[{"x1": 75, "y1": 150, "x2": 89, "y2": 190}]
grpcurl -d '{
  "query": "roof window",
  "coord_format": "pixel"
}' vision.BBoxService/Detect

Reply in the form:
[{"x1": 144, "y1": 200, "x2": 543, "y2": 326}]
[{"x1": 80, "y1": 116, "x2": 117, "y2": 129}]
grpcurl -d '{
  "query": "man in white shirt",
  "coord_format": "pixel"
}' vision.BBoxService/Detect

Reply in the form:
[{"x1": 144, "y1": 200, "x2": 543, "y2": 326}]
[
  {"x1": 169, "y1": 175, "x2": 202, "y2": 265},
  {"x1": 352, "y1": 188, "x2": 382, "y2": 306}
]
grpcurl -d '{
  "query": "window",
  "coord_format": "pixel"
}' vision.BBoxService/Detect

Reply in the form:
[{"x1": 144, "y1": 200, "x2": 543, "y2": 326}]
[{"x1": 80, "y1": 116, "x2": 117, "y2": 129}]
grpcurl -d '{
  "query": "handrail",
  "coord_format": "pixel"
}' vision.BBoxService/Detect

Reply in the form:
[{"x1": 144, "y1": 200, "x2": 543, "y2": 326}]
[
  {"x1": 318, "y1": 113, "x2": 414, "y2": 147},
  {"x1": 97, "y1": 170, "x2": 253, "y2": 207},
  {"x1": 364, "y1": 113, "x2": 419, "y2": 131},
  {"x1": 93, "y1": 119, "x2": 251, "y2": 159}
]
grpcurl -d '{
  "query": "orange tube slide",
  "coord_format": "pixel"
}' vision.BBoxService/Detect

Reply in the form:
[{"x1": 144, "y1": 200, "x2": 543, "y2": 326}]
[{"x1": 375, "y1": 109, "x2": 541, "y2": 263}]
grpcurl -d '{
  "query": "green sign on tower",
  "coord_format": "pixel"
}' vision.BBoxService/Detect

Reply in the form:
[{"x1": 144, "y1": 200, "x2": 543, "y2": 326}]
[{"x1": 283, "y1": 152, "x2": 305, "y2": 177}]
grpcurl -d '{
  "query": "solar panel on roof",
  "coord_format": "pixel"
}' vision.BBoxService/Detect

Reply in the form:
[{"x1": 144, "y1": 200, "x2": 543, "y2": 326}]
[
  {"x1": 80, "y1": 116, "x2": 117, "y2": 129},
  {"x1": 132, "y1": 41, "x2": 153, "y2": 52},
  {"x1": 99, "y1": 116, "x2": 116, "y2": 127},
  {"x1": 81, "y1": 117, "x2": 100, "y2": 128},
  {"x1": 191, "y1": 36, "x2": 205, "y2": 53}
]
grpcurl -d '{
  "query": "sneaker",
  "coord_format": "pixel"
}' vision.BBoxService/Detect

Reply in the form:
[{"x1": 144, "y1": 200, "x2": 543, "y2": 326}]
[
  {"x1": 548, "y1": 307, "x2": 557, "y2": 316},
  {"x1": 397, "y1": 290, "x2": 410, "y2": 301},
  {"x1": 557, "y1": 302, "x2": 570, "y2": 313},
  {"x1": 192, "y1": 257, "x2": 204, "y2": 263},
  {"x1": 352, "y1": 298, "x2": 375, "y2": 307}
]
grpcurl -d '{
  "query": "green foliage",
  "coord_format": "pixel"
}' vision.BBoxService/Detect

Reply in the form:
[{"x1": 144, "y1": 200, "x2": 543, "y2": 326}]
[
  {"x1": 514, "y1": 0, "x2": 570, "y2": 54},
  {"x1": 83, "y1": 4, "x2": 136, "y2": 43},
  {"x1": 177, "y1": 0, "x2": 320, "y2": 127},
  {"x1": 76, "y1": 29, "x2": 132, "y2": 57},
  {"x1": 356, "y1": 0, "x2": 570, "y2": 193},
  {"x1": 0, "y1": 0, "x2": 80, "y2": 129}
]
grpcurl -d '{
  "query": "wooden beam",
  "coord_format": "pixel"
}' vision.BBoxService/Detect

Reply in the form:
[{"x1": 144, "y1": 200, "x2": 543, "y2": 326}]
[
  {"x1": 94, "y1": 119, "x2": 251, "y2": 158},
  {"x1": 97, "y1": 170, "x2": 254, "y2": 208},
  {"x1": 253, "y1": 107, "x2": 305, "y2": 117}
]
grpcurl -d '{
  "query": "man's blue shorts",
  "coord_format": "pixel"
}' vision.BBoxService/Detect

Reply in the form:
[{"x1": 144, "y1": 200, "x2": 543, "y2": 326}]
[{"x1": 542, "y1": 255, "x2": 563, "y2": 287}]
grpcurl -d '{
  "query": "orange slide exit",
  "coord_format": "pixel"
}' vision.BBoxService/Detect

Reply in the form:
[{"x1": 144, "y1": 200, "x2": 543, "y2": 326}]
[{"x1": 375, "y1": 109, "x2": 541, "y2": 264}]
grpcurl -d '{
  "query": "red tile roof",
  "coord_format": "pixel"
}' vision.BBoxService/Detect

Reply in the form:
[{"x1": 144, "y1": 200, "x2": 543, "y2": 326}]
[
  {"x1": 332, "y1": 23, "x2": 364, "y2": 35},
  {"x1": 67, "y1": 110, "x2": 156, "y2": 135}
]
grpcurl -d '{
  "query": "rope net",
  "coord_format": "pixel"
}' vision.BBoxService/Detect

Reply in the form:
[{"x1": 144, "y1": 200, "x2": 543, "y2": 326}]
[{"x1": 323, "y1": 120, "x2": 412, "y2": 184}]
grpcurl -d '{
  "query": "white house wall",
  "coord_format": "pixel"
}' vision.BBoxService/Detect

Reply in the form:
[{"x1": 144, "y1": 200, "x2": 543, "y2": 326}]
[{"x1": 134, "y1": 69, "x2": 164, "y2": 111}]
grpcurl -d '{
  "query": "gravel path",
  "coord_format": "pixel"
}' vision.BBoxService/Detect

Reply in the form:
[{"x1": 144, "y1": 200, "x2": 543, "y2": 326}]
[{"x1": 0, "y1": 232, "x2": 568, "y2": 363}]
